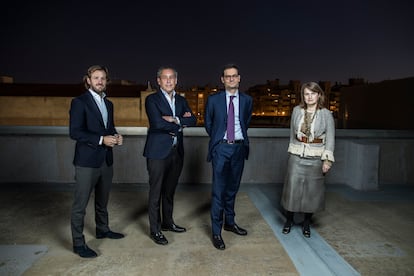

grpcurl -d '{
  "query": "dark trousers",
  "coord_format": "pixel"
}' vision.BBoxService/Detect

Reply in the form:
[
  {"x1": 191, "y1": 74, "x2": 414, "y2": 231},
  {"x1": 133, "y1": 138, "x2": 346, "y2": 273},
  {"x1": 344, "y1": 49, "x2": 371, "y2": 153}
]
[
  {"x1": 71, "y1": 163, "x2": 113, "y2": 246},
  {"x1": 211, "y1": 143, "x2": 245, "y2": 235},
  {"x1": 147, "y1": 147, "x2": 183, "y2": 233}
]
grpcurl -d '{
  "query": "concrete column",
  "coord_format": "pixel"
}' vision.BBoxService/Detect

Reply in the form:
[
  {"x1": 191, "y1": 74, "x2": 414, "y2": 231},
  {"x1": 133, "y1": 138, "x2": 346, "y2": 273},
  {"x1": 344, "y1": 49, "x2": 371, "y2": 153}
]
[{"x1": 345, "y1": 141, "x2": 380, "y2": 190}]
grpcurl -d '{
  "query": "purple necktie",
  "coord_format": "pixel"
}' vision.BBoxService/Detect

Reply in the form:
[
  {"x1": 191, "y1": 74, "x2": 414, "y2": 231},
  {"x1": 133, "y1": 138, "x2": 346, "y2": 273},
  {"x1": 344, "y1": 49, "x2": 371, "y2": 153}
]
[{"x1": 227, "y1": 95, "x2": 235, "y2": 142}]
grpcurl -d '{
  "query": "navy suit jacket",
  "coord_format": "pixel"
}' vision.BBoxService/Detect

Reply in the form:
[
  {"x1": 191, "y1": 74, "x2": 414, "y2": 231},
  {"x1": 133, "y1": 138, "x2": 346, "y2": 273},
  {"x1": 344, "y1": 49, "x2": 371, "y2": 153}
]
[
  {"x1": 204, "y1": 91, "x2": 253, "y2": 162},
  {"x1": 69, "y1": 91, "x2": 117, "y2": 168},
  {"x1": 143, "y1": 90, "x2": 196, "y2": 160}
]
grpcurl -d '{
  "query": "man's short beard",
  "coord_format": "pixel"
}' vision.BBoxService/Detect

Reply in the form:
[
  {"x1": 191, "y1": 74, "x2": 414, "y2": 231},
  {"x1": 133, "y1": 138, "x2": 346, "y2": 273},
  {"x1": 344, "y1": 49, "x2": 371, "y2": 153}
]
[{"x1": 91, "y1": 85, "x2": 105, "y2": 94}]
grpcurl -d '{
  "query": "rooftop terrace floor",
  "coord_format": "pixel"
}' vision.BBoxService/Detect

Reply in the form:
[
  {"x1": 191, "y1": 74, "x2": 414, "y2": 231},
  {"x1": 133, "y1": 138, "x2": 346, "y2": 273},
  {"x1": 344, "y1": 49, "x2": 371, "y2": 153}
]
[{"x1": 1, "y1": 183, "x2": 413, "y2": 275}]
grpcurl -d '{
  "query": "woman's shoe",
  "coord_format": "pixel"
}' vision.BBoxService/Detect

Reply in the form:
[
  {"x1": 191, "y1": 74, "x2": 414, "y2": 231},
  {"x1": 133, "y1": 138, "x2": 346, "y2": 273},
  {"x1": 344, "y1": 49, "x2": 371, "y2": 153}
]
[
  {"x1": 302, "y1": 224, "x2": 311, "y2": 238},
  {"x1": 282, "y1": 221, "x2": 292, "y2": 234}
]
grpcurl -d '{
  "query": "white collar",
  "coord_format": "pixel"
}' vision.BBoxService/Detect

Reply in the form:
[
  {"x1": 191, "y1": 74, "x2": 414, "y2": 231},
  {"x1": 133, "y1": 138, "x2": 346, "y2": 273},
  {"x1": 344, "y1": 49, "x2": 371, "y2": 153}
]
[{"x1": 89, "y1": 89, "x2": 106, "y2": 99}]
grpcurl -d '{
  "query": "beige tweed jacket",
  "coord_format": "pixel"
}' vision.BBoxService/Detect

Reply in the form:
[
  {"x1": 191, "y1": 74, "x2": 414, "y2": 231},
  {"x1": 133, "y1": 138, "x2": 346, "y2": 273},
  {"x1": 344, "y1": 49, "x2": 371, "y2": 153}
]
[{"x1": 287, "y1": 105, "x2": 335, "y2": 162}]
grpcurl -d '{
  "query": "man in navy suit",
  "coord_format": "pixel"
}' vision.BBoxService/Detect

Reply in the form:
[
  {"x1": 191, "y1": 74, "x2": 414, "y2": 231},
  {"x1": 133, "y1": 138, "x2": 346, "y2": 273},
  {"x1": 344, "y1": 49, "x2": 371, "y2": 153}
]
[
  {"x1": 69, "y1": 65, "x2": 124, "y2": 258},
  {"x1": 204, "y1": 64, "x2": 253, "y2": 250},
  {"x1": 143, "y1": 66, "x2": 196, "y2": 245}
]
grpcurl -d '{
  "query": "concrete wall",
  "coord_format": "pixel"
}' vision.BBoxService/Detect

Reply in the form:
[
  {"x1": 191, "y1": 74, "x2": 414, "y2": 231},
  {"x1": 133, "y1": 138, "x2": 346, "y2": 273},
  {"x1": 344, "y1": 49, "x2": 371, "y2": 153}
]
[
  {"x1": 0, "y1": 96, "x2": 72, "y2": 126},
  {"x1": 1, "y1": 127, "x2": 413, "y2": 190}
]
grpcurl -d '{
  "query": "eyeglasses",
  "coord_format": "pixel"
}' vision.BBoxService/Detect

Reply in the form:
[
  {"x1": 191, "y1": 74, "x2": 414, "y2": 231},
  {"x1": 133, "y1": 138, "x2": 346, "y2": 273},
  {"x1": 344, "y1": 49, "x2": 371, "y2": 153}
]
[{"x1": 223, "y1": 74, "x2": 239, "y2": 80}]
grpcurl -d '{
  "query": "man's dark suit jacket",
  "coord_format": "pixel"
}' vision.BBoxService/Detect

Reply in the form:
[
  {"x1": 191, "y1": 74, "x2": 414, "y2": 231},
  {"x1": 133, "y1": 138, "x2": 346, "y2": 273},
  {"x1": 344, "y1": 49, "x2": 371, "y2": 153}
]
[
  {"x1": 69, "y1": 91, "x2": 117, "y2": 168},
  {"x1": 143, "y1": 90, "x2": 196, "y2": 160},
  {"x1": 204, "y1": 91, "x2": 253, "y2": 162}
]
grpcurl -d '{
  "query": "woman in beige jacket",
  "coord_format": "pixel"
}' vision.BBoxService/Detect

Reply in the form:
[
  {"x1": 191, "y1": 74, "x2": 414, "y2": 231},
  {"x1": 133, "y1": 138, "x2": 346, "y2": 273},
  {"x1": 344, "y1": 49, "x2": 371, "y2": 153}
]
[{"x1": 281, "y1": 82, "x2": 335, "y2": 238}]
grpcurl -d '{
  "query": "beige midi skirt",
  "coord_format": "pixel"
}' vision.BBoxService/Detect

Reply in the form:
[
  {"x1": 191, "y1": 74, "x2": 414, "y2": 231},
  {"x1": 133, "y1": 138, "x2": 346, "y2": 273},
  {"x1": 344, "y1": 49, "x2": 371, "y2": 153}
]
[{"x1": 281, "y1": 153, "x2": 326, "y2": 213}]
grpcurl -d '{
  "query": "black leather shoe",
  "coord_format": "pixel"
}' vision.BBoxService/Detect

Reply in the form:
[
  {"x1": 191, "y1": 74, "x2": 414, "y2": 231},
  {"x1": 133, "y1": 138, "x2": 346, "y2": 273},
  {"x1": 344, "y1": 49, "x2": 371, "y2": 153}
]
[
  {"x1": 161, "y1": 223, "x2": 186, "y2": 233},
  {"x1": 73, "y1": 244, "x2": 98, "y2": 258},
  {"x1": 212, "y1": 235, "x2": 225, "y2": 250},
  {"x1": 302, "y1": 224, "x2": 311, "y2": 238},
  {"x1": 96, "y1": 230, "x2": 125, "y2": 239},
  {"x1": 282, "y1": 221, "x2": 292, "y2": 234},
  {"x1": 150, "y1": 232, "x2": 168, "y2": 245},
  {"x1": 223, "y1": 223, "x2": 247, "y2": 236}
]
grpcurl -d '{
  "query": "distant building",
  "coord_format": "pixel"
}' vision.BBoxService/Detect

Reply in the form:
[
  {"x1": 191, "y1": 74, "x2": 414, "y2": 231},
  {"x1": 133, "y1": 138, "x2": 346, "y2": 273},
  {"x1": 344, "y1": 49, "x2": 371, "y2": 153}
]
[
  {"x1": 1, "y1": 76, "x2": 413, "y2": 129},
  {"x1": 0, "y1": 76, "x2": 13, "y2": 84},
  {"x1": 140, "y1": 81, "x2": 156, "y2": 122},
  {"x1": 338, "y1": 77, "x2": 414, "y2": 129},
  {"x1": 185, "y1": 85, "x2": 219, "y2": 125}
]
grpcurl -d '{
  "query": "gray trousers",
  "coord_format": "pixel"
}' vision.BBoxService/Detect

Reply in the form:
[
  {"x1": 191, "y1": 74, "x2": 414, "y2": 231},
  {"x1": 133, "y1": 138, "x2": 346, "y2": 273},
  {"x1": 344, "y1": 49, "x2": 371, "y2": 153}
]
[{"x1": 71, "y1": 163, "x2": 113, "y2": 246}]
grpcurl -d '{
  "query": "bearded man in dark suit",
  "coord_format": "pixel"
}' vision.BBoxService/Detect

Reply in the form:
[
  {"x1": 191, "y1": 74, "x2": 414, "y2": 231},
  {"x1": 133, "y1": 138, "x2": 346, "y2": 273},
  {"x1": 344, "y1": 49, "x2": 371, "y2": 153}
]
[{"x1": 69, "y1": 65, "x2": 124, "y2": 258}]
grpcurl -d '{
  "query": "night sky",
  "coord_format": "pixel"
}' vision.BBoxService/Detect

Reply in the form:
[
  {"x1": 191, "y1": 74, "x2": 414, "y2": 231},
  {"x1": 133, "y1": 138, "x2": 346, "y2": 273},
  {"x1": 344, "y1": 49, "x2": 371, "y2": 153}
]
[{"x1": 1, "y1": 1, "x2": 413, "y2": 90}]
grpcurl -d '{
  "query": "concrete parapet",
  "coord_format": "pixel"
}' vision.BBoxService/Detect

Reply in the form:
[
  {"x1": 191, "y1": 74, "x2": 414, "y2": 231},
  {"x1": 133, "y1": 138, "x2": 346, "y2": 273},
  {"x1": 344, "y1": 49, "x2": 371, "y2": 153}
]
[{"x1": 0, "y1": 126, "x2": 413, "y2": 190}]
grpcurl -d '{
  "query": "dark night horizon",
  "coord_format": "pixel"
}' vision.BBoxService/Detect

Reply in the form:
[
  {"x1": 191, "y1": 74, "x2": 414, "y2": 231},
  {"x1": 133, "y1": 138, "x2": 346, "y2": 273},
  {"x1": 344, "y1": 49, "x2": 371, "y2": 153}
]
[{"x1": 1, "y1": 1, "x2": 413, "y2": 90}]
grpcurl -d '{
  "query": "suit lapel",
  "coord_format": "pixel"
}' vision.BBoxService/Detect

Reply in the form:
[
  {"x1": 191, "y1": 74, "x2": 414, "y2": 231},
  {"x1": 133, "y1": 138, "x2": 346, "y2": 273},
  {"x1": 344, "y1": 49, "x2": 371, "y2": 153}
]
[
  {"x1": 86, "y1": 92, "x2": 106, "y2": 128},
  {"x1": 158, "y1": 90, "x2": 174, "y2": 115},
  {"x1": 238, "y1": 93, "x2": 245, "y2": 124},
  {"x1": 221, "y1": 92, "x2": 227, "y2": 119}
]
